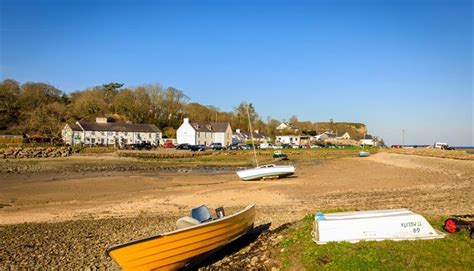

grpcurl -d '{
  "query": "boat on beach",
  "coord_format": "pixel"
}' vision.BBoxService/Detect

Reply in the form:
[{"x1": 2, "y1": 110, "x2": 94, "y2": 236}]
[
  {"x1": 312, "y1": 208, "x2": 445, "y2": 244},
  {"x1": 236, "y1": 104, "x2": 295, "y2": 181},
  {"x1": 107, "y1": 204, "x2": 256, "y2": 270},
  {"x1": 237, "y1": 164, "x2": 295, "y2": 181},
  {"x1": 359, "y1": 151, "x2": 369, "y2": 157}
]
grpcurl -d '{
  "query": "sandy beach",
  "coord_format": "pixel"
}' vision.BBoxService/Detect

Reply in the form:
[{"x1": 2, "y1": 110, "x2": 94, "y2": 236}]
[{"x1": 1, "y1": 152, "x2": 473, "y2": 269}]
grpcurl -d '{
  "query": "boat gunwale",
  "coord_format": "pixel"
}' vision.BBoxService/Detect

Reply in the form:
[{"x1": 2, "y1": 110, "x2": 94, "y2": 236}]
[{"x1": 106, "y1": 204, "x2": 255, "y2": 256}]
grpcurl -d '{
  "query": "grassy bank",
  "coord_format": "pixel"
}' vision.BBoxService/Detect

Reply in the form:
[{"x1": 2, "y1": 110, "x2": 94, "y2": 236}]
[{"x1": 277, "y1": 214, "x2": 474, "y2": 270}]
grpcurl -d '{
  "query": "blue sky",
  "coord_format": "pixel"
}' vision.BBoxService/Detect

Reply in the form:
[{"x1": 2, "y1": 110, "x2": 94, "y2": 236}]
[{"x1": 1, "y1": 0, "x2": 472, "y2": 145}]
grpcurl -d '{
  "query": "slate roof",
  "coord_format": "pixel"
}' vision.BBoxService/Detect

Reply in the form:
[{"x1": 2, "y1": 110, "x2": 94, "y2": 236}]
[
  {"x1": 235, "y1": 131, "x2": 268, "y2": 140},
  {"x1": 190, "y1": 121, "x2": 230, "y2": 133},
  {"x1": 190, "y1": 122, "x2": 213, "y2": 132},
  {"x1": 77, "y1": 121, "x2": 161, "y2": 133},
  {"x1": 209, "y1": 122, "x2": 230, "y2": 132},
  {"x1": 69, "y1": 123, "x2": 82, "y2": 131}
]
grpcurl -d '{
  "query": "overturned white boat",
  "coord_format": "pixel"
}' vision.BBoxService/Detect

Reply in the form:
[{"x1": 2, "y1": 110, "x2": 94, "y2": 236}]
[
  {"x1": 359, "y1": 151, "x2": 369, "y2": 157},
  {"x1": 312, "y1": 209, "x2": 445, "y2": 244},
  {"x1": 237, "y1": 164, "x2": 295, "y2": 181}
]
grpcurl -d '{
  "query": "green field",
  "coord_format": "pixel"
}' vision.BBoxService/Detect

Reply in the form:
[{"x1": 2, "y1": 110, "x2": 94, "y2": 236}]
[{"x1": 277, "y1": 214, "x2": 474, "y2": 270}]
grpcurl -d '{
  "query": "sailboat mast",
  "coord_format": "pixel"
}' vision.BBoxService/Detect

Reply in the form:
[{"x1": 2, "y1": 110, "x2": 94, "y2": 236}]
[{"x1": 247, "y1": 105, "x2": 258, "y2": 167}]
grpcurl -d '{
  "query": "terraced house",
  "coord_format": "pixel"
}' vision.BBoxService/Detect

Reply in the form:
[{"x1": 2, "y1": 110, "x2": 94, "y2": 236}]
[
  {"x1": 62, "y1": 117, "x2": 162, "y2": 147},
  {"x1": 176, "y1": 118, "x2": 232, "y2": 146}
]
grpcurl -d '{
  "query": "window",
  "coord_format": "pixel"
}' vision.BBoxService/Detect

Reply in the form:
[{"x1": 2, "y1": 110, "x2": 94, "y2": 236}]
[
  {"x1": 91, "y1": 131, "x2": 95, "y2": 135},
  {"x1": 124, "y1": 132, "x2": 128, "y2": 136},
  {"x1": 91, "y1": 138, "x2": 95, "y2": 144},
  {"x1": 101, "y1": 132, "x2": 105, "y2": 136}
]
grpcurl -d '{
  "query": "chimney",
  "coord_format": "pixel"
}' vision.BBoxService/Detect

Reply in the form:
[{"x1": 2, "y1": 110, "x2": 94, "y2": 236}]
[
  {"x1": 96, "y1": 117, "x2": 108, "y2": 123},
  {"x1": 183, "y1": 118, "x2": 189, "y2": 123}
]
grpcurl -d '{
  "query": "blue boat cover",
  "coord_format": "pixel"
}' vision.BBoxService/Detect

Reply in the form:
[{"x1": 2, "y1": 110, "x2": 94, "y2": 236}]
[{"x1": 191, "y1": 205, "x2": 212, "y2": 223}]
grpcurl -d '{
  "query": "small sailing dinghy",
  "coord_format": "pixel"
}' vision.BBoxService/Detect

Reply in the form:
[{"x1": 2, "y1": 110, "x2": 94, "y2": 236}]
[
  {"x1": 312, "y1": 208, "x2": 445, "y2": 244},
  {"x1": 107, "y1": 204, "x2": 256, "y2": 270},
  {"x1": 236, "y1": 104, "x2": 295, "y2": 181},
  {"x1": 237, "y1": 164, "x2": 295, "y2": 181}
]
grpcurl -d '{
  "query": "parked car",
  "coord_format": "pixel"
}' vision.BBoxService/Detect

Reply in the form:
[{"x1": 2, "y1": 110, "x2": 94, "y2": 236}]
[
  {"x1": 259, "y1": 143, "x2": 271, "y2": 149},
  {"x1": 130, "y1": 142, "x2": 153, "y2": 150},
  {"x1": 228, "y1": 143, "x2": 242, "y2": 150},
  {"x1": 189, "y1": 144, "x2": 207, "y2": 151},
  {"x1": 242, "y1": 144, "x2": 253, "y2": 150},
  {"x1": 163, "y1": 142, "x2": 175, "y2": 148},
  {"x1": 176, "y1": 143, "x2": 190, "y2": 150},
  {"x1": 210, "y1": 142, "x2": 223, "y2": 150},
  {"x1": 273, "y1": 151, "x2": 289, "y2": 160}
]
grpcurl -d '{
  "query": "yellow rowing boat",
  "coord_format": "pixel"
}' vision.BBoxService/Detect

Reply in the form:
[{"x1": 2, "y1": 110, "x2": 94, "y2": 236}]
[{"x1": 107, "y1": 204, "x2": 256, "y2": 270}]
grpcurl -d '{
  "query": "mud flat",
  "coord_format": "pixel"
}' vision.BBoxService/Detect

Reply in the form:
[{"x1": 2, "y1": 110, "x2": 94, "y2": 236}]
[{"x1": 0, "y1": 152, "x2": 472, "y2": 269}]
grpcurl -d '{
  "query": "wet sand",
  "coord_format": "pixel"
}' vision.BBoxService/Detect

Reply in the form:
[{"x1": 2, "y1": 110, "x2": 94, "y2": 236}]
[{"x1": 0, "y1": 152, "x2": 472, "y2": 269}]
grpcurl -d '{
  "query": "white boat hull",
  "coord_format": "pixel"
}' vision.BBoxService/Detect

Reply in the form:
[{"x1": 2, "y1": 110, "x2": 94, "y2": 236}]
[
  {"x1": 236, "y1": 165, "x2": 295, "y2": 181},
  {"x1": 312, "y1": 209, "x2": 445, "y2": 244}
]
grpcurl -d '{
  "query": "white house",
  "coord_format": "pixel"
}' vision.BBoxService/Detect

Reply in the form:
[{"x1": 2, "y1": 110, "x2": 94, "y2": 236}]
[
  {"x1": 359, "y1": 135, "x2": 382, "y2": 146},
  {"x1": 336, "y1": 132, "x2": 351, "y2": 140},
  {"x1": 315, "y1": 131, "x2": 337, "y2": 141},
  {"x1": 359, "y1": 138, "x2": 377, "y2": 146},
  {"x1": 61, "y1": 117, "x2": 162, "y2": 147},
  {"x1": 276, "y1": 122, "x2": 291, "y2": 130},
  {"x1": 276, "y1": 122, "x2": 298, "y2": 132},
  {"x1": 275, "y1": 135, "x2": 301, "y2": 145},
  {"x1": 176, "y1": 118, "x2": 232, "y2": 146}
]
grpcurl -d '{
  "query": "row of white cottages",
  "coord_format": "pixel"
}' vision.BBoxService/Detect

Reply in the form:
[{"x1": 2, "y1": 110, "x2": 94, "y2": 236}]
[
  {"x1": 62, "y1": 118, "x2": 162, "y2": 146},
  {"x1": 62, "y1": 117, "x2": 372, "y2": 147},
  {"x1": 62, "y1": 117, "x2": 269, "y2": 147}
]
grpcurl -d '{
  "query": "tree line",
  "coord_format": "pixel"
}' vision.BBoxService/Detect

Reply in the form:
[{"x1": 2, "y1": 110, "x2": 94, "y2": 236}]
[
  {"x1": 0, "y1": 79, "x2": 275, "y2": 138},
  {"x1": 0, "y1": 79, "x2": 366, "y2": 140}
]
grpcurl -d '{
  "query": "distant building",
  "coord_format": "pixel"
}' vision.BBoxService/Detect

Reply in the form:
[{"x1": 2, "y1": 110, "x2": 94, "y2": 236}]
[
  {"x1": 315, "y1": 131, "x2": 337, "y2": 141},
  {"x1": 359, "y1": 134, "x2": 382, "y2": 146},
  {"x1": 252, "y1": 130, "x2": 270, "y2": 143},
  {"x1": 336, "y1": 132, "x2": 351, "y2": 140},
  {"x1": 275, "y1": 135, "x2": 301, "y2": 145},
  {"x1": 276, "y1": 122, "x2": 291, "y2": 130},
  {"x1": 232, "y1": 129, "x2": 270, "y2": 144},
  {"x1": 359, "y1": 138, "x2": 377, "y2": 146},
  {"x1": 299, "y1": 135, "x2": 314, "y2": 145},
  {"x1": 176, "y1": 118, "x2": 232, "y2": 146},
  {"x1": 61, "y1": 117, "x2": 162, "y2": 146},
  {"x1": 276, "y1": 122, "x2": 298, "y2": 132}
]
